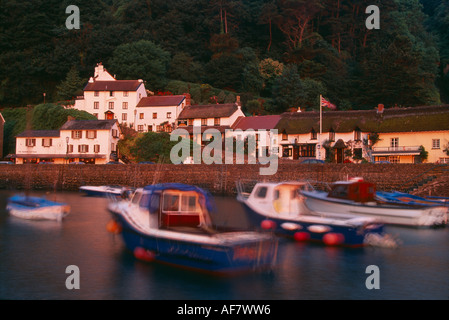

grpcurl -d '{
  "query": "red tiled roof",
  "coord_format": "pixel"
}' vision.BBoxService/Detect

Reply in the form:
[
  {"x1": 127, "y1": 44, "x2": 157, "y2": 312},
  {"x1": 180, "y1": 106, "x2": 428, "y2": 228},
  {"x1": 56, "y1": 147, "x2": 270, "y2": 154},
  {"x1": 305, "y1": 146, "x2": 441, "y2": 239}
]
[
  {"x1": 137, "y1": 95, "x2": 186, "y2": 108},
  {"x1": 84, "y1": 80, "x2": 144, "y2": 91},
  {"x1": 232, "y1": 115, "x2": 281, "y2": 130}
]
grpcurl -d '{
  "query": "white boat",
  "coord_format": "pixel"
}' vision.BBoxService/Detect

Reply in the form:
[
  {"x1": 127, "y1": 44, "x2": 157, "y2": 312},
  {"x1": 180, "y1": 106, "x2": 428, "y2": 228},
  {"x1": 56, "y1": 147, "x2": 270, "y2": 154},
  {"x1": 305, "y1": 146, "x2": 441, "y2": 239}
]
[
  {"x1": 107, "y1": 183, "x2": 278, "y2": 275},
  {"x1": 236, "y1": 181, "x2": 386, "y2": 247},
  {"x1": 6, "y1": 194, "x2": 70, "y2": 222},
  {"x1": 79, "y1": 185, "x2": 133, "y2": 198},
  {"x1": 301, "y1": 178, "x2": 448, "y2": 228}
]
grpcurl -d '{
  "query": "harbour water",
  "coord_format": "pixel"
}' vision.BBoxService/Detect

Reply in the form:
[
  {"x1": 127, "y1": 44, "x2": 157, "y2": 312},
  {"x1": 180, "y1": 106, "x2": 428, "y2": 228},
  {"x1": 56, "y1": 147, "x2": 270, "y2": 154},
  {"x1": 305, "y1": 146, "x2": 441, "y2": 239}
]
[{"x1": 0, "y1": 189, "x2": 448, "y2": 300}]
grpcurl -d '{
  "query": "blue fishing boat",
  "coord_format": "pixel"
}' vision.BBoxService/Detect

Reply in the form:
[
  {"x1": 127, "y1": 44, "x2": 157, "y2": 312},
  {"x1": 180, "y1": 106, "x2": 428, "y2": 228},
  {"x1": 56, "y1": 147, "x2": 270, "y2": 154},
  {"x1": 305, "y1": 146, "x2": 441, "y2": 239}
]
[
  {"x1": 107, "y1": 183, "x2": 278, "y2": 275},
  {"x1": 237, "y1": 181, "x2": 388, "y2": 247},
  {"x1": 7, "y1": 194, "x2": 70, "y2": 221}
]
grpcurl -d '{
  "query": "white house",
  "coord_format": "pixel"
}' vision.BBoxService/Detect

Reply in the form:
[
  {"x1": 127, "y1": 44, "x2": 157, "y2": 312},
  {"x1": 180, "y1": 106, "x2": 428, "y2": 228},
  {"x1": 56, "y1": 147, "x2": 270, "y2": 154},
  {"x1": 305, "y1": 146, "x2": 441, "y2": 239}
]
[
  {"x1": 135, "y1": 95, "x2": 188, "y2": 133},
  {"x1": 73, "y1": 63, "x2": 147, "y2": 128},
  {"x1": 175, "y1": 100, "x2": 245, "y2": 146},
  {"x1": 13, "y1": 119, "x2": 121, "y2": 164},
  {"x1": 231, "y1": 115, "x2": 281, "y2": 158}
]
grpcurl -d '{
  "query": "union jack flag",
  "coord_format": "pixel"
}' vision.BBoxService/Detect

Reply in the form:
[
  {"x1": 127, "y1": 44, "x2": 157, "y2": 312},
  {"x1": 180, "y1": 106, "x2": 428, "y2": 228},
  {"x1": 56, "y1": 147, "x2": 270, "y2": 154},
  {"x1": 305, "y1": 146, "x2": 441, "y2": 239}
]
[{"x1": 320, "y1": 96, "x2": 337, "y2": 110}]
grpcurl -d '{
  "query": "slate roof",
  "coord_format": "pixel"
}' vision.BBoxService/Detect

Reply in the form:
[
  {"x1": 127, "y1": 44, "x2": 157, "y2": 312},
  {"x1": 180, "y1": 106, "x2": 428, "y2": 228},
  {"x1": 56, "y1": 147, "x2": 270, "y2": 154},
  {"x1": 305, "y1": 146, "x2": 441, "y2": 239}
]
[
  {"x1": 136, "y1": 95, "x2": 186, "y2": 108},
  {"x1": 16, "y1": 130, "x2": 60, "y2": 138},
  {"x1": 60, "y1": 120, "x2": 118, "y2": 131},
  {"x1": 178, "y1": 103, "x2": 239, "y2": 119},
  {"x1": 232, "y1": 115, "x2": 281, "y2": 130},
  {"x1": 276, "y1": 105, "x2": 449, "y2": 134},
  {"x1": 84, "y1": 80, "x2": 144, "y2": 92}
]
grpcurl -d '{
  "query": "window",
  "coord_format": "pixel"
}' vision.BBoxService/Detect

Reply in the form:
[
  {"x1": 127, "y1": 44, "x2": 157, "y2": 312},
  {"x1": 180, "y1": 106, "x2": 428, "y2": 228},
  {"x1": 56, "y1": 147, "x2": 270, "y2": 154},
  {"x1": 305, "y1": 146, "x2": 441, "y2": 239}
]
[
  {"x1": 122, "y1": 113, "x2": 127, "y2": 121},
  {"x1": 156, "y1": 125, "x2": 162, "y2": 132},
  {"x1": 391, "y1": 138, "x2": 399, "y2": 149},
  {"x1": 109, "y1": 91, "x2": 114, "y2": 97},
  {"x1": 86, "y1": 130, "x2": 97, "y2": 139},
  {"x1": 389, "y1": 156, "x2": 400, "y2": 163},
  {"x1": 108, "y1": 102, "x2": 114, "y2": 110},
  {"x1": 329, "y1": 129, "x2": 335, "y2": 142},
  {"x1": 354, "y1": 129, "x2": 362, "y2": 141},
  {"x1": 167, "y1": 112, "x2": 172, "y2": 119},
  {"x1": 25, "y1": 138, "x2": 36, "y2": 147},
  {"x1": 214, "y1": 118, "x2": 220, "y2": 126},
  {"x1": 67, "y1": 145, "x2": 74, "y2": 153},
  {"x1": 310, "y1": 129, "x2": 317, "y2": 140},
  {"x1": 283, "y1": 147, "x2": 292, "y2": 157},
  {"x1": 148, "y1": 125, "x2": 153, "y2": 132},
  {"x1": 123, "y1": 91, "x2": 129, "y2": 97},
  {"x1": 42, "y1": 138, "x2": 52, "y2": 147},
  {"x1": 153, "y1": 113, "x2": 157, "y2": 119},
  {"x1": 111, "y1": 143, "x2": 116, "y2": 152},
  {"x1": 282, "y1": 131, "x2": 288, "y2": 141},
  {"x1": 432, "y1": 139, "x2": 440, "y2": 149},
  {"x1": 137, "y1": 125, "x2": 144, "y2": 132},
  {"x1": 139, "y1": 113, "x2": 144, "y2": 120},
  {"x1": 112, "y1": 129, "x2": 119, "y2": 138},
  {"x1": 439, "y1": 158, "x2": 449, "y2": 164},
  {"x1": 72, "y1": 131, "x2": 82, "y2": 139},
  {"x1": 201, "y1": 118, "x2": 207, "y2": 126},
  {"x1": 78, "y1": 145, "x2": 89, "y2": 153},
  {"x1": 181, "y1": 195, "x2": 197, "y2": 212},
  {"x1": 122, "y1": 102, "x2": 128, "y2": 109},
  {"x1": 94, "y1": 102, "x2": 99, "y2": 109},
  {"x1": 94, "y1": 145, "x2": 100, "y2": 153},
  {"x1": 255, "y1": 187, "x2": 268, "y2": 198},
  {"x1": 94, "y1": 91, "x2": 99, "y2": 97},
  {"x1": 163, "y1": 194, "x2": 180, "y2": 212}
]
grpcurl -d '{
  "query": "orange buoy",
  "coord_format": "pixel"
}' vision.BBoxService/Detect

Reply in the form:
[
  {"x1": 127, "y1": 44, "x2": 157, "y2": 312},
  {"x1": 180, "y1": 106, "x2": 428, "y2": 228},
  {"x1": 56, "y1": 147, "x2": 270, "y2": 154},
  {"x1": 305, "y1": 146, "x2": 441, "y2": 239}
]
[
  {"x1": 293, "y1": 231, "x2": 310, "y2": 242},
  {"x1": 134, "y1": 247, "x2": 155, "y2": 262},
  {"x1": 323, "y1": 233, "x2": 345, "y2": 246},
  {"x1": 261, "y1": 219, "x2": 276, "y2": 230},
  {"x1": 106, "y1": 220, "x2": 122, "y2": 234}
]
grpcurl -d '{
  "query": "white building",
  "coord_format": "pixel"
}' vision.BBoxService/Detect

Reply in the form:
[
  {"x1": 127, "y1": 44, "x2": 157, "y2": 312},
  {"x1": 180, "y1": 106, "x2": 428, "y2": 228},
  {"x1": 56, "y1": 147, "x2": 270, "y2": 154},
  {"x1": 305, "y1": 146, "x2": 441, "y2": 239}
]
[
  {"x1": 73, "y1": 63, "x2": 147, "y2": 128},
  {"x1": 175, "y1": 101, "x2": 245, "y2": 146},
  {"x1": 13, "y1": 119, "x2": 121, "y2": 164},
  {"x1": 231, "y1": 115, "x2": 281, "y2": 158},
  {"x1": 135, "y1": 95, "x2": 188, "y2": 133}
]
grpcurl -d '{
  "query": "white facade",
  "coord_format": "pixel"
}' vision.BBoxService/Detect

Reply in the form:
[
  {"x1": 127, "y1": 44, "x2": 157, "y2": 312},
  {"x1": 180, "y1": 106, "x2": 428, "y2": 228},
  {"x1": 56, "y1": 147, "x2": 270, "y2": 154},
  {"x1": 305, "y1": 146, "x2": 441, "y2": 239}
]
[
  {"x1": 73, "y1": 63, "x2": 147, "y2": 128},
  {"x1": 135, "y1": 95, "x2": 187, "y2": 133},
  {"x1": 14, "y1": 120, "x2": 121, "y2": 164}
]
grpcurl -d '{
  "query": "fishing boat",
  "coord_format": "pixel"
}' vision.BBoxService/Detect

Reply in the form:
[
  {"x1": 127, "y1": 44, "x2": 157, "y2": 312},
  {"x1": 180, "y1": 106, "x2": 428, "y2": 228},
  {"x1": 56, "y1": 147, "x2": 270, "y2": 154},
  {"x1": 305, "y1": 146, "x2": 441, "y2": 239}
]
[
  {"x1": 236, "y1": 181, "x2": 386, "y2": 247},
  {"x1": 79, "y1": 185, "x2": 133, "y2": 198},
  {"x1": 107, "y1": 183, "x2": 278, "y2": 275},
  {"x1": 301, "y1": 177, "x2": 448, "y2": 228},
  {"x1": 6, "y1": 194, "x2": 70, "y2": 221},
  {"x1": 376, "y1": 191, "x2": 449, "y2": 208}
]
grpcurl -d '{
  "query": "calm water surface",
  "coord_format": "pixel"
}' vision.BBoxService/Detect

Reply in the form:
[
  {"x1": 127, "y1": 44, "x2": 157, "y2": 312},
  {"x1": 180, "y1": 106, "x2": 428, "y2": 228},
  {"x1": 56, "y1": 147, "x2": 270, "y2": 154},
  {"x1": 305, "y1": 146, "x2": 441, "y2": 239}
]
[{"x1": 0, "y1": 190, "x2": 448, "y2": 300}]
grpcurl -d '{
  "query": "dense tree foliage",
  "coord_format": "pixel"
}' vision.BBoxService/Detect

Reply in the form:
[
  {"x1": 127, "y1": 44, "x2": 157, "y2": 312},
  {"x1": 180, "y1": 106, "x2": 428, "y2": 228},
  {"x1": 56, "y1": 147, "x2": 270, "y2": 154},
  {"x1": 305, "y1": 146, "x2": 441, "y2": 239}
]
[{"x1": 0, "y1": 0, "x2": 447, "y2": 112}]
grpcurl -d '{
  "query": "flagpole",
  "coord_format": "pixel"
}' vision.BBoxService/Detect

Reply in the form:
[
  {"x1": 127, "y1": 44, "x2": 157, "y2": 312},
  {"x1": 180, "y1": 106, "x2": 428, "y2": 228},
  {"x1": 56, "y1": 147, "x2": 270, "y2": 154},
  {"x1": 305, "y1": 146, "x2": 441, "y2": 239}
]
[{"x1": 319, "y1": 94, "x2": 322, "y2": 160}]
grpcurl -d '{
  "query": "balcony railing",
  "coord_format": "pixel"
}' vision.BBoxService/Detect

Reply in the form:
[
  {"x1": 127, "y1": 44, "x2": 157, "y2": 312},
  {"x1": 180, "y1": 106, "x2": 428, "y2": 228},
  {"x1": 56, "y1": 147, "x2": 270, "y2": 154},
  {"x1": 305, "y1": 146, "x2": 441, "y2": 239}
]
[{"x1": 372, "y1": 146, "x2": 421, "y2": 154}]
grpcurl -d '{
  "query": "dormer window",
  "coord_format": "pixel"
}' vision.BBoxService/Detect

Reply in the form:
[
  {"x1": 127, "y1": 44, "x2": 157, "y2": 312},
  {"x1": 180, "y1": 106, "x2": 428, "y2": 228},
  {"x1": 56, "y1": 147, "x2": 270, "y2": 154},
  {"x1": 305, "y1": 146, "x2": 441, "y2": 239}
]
[
  {"x1": 354, "y1": 127, "x2": 362, "y2": 141},
  {"x1": 310, "y1": 129, "x2": 317, "y2": 140},
  {"x1": 329, "y1": 128, "x2": 335, "y2": 142},
  {"x1": 282, "y1": 130, "x2": 288, "y2": 141}
]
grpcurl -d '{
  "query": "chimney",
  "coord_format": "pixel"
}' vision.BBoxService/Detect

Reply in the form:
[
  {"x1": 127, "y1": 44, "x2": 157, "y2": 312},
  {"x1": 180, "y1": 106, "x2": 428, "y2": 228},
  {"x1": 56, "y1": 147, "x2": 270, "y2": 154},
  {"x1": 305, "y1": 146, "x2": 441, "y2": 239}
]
[
  {"x1": 88, "y1": 77, "x2": 94, "y2": 83},
  {"x1": 67, "y1": 116, "x2": 75, "y2": 122},
  {"x1": 184, "y1": 93, "x2": 191, "y2": 106},
  {"x1": 236, "y1": 95, "x2": 241, "y2": 107},
  {"x1": 297, "y1": 107, "x2": 302, "y2": 112},
  {"x1": 94, "y1": 63, "x2": 104, "y2": 78},
  {"x1": 377, "y1": 104, "x2": 384, "y2": 114}
]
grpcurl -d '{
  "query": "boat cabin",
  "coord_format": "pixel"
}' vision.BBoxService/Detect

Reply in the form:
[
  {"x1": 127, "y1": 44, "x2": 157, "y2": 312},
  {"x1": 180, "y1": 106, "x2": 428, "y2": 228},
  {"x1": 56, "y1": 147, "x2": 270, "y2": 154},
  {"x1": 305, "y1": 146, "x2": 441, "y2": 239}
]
[
  {"x1": 131, "y1": 184, "x2": 213, "y2": 231},
  {"x1": 248, "y1": 182, "x2": 309, "y2": 216},
  {"x1": 327, "y1": 178, "x2": 375, "y2": 203}
]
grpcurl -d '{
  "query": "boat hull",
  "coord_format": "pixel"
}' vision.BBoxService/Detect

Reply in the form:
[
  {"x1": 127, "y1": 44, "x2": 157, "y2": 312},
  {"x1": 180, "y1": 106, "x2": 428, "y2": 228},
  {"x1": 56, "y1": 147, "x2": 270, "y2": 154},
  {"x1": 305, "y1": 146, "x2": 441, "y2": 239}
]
[
  {"x1": 238, "y1": 197, "x2": 383, "y2": 247},
  {"x1": 7, "y1": 196, "x2": 70, "y2": 221},
  {"x1": 302, "y1": 191, "x2": 448, "y2": 228},
  {"x1": 109, "y1": 207, "x2": 278, "y2": 275}
]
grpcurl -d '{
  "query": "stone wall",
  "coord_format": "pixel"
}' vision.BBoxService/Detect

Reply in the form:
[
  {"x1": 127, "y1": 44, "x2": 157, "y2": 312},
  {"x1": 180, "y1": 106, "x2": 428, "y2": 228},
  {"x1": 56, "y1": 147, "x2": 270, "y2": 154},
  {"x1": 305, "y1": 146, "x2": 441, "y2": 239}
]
[{"x1": 1, "y1": 163, "x2": 448, "y2": 197}]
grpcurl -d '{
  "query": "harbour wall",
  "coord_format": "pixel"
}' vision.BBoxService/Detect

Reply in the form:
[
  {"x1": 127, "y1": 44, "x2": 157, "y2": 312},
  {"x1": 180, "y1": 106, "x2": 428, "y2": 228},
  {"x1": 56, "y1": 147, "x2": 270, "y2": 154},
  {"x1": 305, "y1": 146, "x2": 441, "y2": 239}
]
[{"x1": 1, "y1": 162, "x2": 449, "y2": 197}]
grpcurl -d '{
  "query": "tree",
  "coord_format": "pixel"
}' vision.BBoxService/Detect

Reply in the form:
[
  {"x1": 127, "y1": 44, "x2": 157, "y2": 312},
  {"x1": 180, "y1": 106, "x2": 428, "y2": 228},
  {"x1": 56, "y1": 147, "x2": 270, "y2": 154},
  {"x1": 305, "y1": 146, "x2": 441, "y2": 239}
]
[
  {"x1": 128, "y1": 132, "x2": 179, "y2": 163},
  {"x1": 108, "y1": 40, "x2": 171, "y2": 91},
  {"x1": 56, "y1": 66, "x2": 86, "y2": 101}
]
